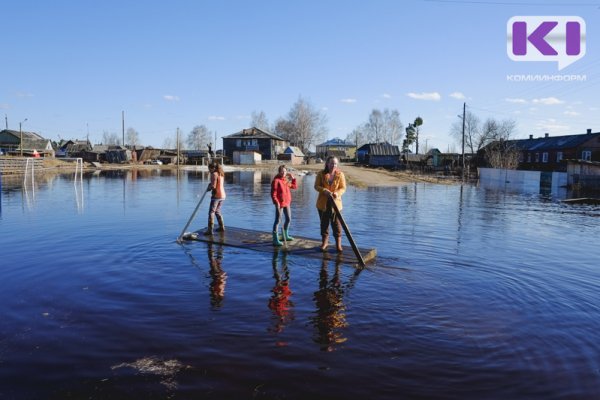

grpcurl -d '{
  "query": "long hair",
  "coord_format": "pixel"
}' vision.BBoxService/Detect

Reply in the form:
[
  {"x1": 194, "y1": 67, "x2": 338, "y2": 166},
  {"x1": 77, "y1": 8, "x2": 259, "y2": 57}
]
[
  {"x1": 323, "y1": 156, "x2": 338, "y2": 174},
  {"x1": 210, "y1": 161, "x2": 224, "y2": 177}
]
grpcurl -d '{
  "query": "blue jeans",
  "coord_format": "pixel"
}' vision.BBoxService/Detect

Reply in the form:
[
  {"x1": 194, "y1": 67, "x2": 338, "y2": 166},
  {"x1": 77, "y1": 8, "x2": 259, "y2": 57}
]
[{"x1": 273, "y1": 206, "x2": 291, "y2": 233}]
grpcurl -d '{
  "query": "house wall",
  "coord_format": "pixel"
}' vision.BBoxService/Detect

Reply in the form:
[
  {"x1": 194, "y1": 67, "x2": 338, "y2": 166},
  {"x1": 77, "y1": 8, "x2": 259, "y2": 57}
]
[
  {"x1": 224, "y1": 138, "x2": 285, "y2": 161},
  {"x1": 478, "y1": 167, "x2": 567, "y2": 196}
]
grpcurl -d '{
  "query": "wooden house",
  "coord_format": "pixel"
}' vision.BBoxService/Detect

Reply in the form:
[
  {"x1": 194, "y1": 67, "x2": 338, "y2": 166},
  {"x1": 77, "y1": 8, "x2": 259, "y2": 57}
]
[
  {"x1": 316, "y1": 138, "x2": 356, "y2": 161},
  {"x1": 223, "y1": 127, "x2": 287, "y2": 163},
  {"x1": 277, "y1": 146, "x2": 305, "y2": 165},
  {"x1": 357, "y1": 143, "x2": 401, "y2": 167},
  {"x1": 0, "y1": 129, "x2": 52, "y2": 156},
  {"x1": 481, "y1": 130, "x2": 600, "y2": 172}
]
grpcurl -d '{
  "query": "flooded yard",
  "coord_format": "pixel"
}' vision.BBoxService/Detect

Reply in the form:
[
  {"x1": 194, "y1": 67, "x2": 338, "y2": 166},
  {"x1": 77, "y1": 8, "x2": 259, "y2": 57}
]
[{"x1": 1, "y1": 167, "x2": 599, "y2": 399}]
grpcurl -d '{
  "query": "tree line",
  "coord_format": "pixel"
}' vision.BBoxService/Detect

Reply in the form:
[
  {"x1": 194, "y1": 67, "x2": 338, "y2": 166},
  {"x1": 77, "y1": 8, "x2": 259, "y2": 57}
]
[{"x1": 99, "y1": 99, "x2": 518, "y2": 164}]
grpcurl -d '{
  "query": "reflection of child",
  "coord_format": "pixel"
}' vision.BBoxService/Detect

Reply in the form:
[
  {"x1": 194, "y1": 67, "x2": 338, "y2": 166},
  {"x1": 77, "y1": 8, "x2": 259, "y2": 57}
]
[
  {"x1": 208, "y1": 245, "x2": 226, "y2": 309},
  {"x1": 270, "y1": 165, "x2": 297, "y2": 246},
  {"x1": 312, "y1": 259, "x2": 347, "y2": 351},
  {"x1": 268, "y1": 253, "x2": 294, "y2": 334}
]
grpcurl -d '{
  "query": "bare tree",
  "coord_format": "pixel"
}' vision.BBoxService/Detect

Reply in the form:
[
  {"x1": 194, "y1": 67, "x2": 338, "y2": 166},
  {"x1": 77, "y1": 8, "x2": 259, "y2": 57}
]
[
  {"x1": 481, "y1": 118, "x2": 519, "y2": 169},
  {"x1": 187, "y1": 125, "x2": 212, "y2": 150},
  {"x1": 163, "y1": 137, "x2": 173, "y2": 149},
  {"x1": 450, "y1": 111, "x2": 480, "y2": 154},
  {"x1": 274, "y1": 96, "x2": 328, "y2": 153},
  {"x1": 102, "y1": 131, "x2": 120, "y2": 145},
  {"x1": 345, "y1": 126, "x2": 368, "y2": 149},
  {"x1": 251, "y1": 111, "x2": 270, "y2": 131},
  {"x1": 126, "y1": 127, "x2": 140, "y2": 147},
  {"x1": 363, "y1": 109, "x2": 403, "y2": 145}
]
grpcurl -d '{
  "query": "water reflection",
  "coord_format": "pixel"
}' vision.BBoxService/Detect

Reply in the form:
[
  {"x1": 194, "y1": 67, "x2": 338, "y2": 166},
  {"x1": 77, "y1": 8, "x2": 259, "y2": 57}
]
[
  {"x1": 268, "y1": 250, "x2": 294, "y2": 334},
  {"x1": 312, "y1": 256, "x2": 348, "y2": 352},
  {"x1": 207, "y1": 243, "x2": 226, "y2": 310}
]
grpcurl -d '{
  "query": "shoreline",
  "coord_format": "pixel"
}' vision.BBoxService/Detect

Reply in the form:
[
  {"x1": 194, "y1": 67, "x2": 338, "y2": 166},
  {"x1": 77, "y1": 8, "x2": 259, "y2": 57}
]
[{"x1": 1, "y1": 159, "x2": 460, "y2": 188}]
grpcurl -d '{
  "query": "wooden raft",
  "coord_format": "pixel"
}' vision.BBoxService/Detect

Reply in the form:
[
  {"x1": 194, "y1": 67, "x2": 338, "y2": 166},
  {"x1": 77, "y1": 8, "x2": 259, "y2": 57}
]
[{"x1": 182, "y1": 226, "x2": 377, "y2": 265}]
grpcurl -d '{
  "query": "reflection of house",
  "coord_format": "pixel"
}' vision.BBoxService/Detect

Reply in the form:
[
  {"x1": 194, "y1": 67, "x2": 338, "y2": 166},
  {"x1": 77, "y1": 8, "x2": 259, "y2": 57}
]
[
  {"x1": 223, "y1": 127, "x2": 287, "y2": 162},
  {"x1": 316, "y1": 138, "x2": 356, "y2": 161},
  {"x1": 480, "y1": 130, "x2": 600, "y2": 172},
  {"x1": 277, "y1": 146, "x2": 305, "y2": 165},
  {"x1": 0, "y1": 129, "x2": 54, "y2": 157},
  {"x1": 357, "y1": 143, "x2": 401, "y2": 167}
]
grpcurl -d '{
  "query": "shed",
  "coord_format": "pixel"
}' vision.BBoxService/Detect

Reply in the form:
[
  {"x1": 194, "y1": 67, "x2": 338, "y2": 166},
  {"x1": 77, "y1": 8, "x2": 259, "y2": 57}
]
[
  {"x1": 277, "y1": 146, "x2": 305, "y2": 165},
  {"x1": 233, "y1": 150, "x2": 262, "y2": 165}
]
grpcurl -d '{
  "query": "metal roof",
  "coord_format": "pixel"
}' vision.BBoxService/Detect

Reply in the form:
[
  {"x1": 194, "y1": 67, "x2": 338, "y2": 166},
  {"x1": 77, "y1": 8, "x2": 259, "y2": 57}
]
[
  {"x1": 511, "y1": 132, "x2": 600, "y2": 151},
  {"x1": 223, "y1": 127, "x2": 285, "y2": 141}
]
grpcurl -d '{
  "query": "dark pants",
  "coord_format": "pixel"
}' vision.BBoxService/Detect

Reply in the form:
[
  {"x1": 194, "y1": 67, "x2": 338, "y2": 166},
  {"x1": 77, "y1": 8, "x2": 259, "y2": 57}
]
[
  {"x1": 208, "y1": 198, "x2": 224, "y2": 220},
  {"x1": 318, "y1": 203, "x2": 342, "y2": 238}
]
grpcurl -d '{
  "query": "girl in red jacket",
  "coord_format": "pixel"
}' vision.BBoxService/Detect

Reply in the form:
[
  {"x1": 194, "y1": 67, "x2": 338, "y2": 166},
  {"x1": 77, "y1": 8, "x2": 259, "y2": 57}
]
[{"x1": 270, "y1": 165, "x2": 297, "y2": 246}]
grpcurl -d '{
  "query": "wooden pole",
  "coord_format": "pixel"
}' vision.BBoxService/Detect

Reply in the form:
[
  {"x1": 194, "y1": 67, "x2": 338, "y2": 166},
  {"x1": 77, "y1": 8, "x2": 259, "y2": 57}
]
[
  {"x1": 329, "y1": 196, "x2": 366, "y2": 267},
  {"x1": 177, "y1": 189, "x2": 210, "y2": 243}
]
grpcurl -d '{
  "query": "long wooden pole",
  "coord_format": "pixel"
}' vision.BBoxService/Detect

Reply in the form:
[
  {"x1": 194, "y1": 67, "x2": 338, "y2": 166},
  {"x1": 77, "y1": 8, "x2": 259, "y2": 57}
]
[
  {"x1": 177, "y1": 189, "x2": 210, "y2": 243},
  {"x1": 329, "y1": 196, "x2": 365, "y2": 267}
]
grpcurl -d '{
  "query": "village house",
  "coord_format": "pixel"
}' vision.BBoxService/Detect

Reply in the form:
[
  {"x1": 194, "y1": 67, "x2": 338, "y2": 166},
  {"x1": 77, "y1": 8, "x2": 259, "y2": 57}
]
[
  {"x1": 315, "y1": 138, "x2": 356, "y2": 161},
  {"x1": 222, "y1": 127, "x2": 288, "y2": 163},
  {"x1": 357, "y1": 142, "x2": 401, "y2": 167},
  {"x1": 481, "y1": 129, "x2": 600, "y2": 172},
  {"x1": 0, "y1": 129, "x2": 54, "y2": 157}
]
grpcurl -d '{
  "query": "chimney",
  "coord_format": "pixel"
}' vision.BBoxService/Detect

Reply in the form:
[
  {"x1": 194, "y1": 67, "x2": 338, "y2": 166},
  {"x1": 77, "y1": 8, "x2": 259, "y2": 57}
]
[
  {"x1": 544, "y1": 133, "x2": 549, "y2": 138},
  {"x1": 587, "y1": 128, "x2": 592, "y2": 134},
  {"x1": 529, "y1": 134, "x2": 533, "y2": 139}
]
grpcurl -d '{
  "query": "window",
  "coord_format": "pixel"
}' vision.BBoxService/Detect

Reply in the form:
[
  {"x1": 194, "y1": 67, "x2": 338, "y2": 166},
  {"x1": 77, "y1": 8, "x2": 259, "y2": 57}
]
[
  {"x1": 542, "y1": 152, "x2": 548, "y2": 163},
  {"x1": 527, "y1": 153, "x2": 531, "y2": 163},
  {"x1": 582, "y1": 150, "x2": 592, "y2": 161},
  {"x1": 535, "y1": 153, "x2": 540, "y2": 162},
  {"x1": 556, "y1": 152, "x2": 563, "y2": 162},
  {"x1": 236, "y1": 139, "x2": 241, "y2": 147}
]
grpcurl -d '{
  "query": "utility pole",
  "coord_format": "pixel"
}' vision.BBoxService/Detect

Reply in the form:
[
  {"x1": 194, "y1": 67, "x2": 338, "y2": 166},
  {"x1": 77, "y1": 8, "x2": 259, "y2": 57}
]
[
  {"x1": 19, "y1": 118, "x2": 28, "y2": 157},
  {"x1": 4, "y1": 114, "x2": 7, "y2": 130},
  {"x1": 461, "y1": 102, "x2": 466, "y2": 180},
  {"x1": 122, "y1": 111, "x2": 125, "y2": 147},
  {"x1": 176, "y1": 127, "x2": 180, "y2": 167}
]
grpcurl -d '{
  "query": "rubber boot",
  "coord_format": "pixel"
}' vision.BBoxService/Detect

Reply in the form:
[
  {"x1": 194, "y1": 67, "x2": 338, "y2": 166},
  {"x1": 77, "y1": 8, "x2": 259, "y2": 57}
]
[
  {"x1": 320, "y1": 234, "x2": 329, "y2": 251},
  {"x1": 216, "y1": 215, "x2": 225, "y2": 232},
  {"x1": 283, "y1": 229, "x2": 294, "y2": 241},
  {"x1": 203, "y1": 217, "x2": 214, "y2": 235},
  {"x1": 272, "y1": 231, "x2": 283, "y2": 247},
  {"x1": 335, "y1": 236, "x2": 343, "y2": 252}
]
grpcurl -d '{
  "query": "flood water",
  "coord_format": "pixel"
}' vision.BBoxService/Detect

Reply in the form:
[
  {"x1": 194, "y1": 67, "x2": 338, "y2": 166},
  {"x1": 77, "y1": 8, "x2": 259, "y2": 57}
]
[{"x1": 1, "y1": 167, "x2": 599, "y2": 399}]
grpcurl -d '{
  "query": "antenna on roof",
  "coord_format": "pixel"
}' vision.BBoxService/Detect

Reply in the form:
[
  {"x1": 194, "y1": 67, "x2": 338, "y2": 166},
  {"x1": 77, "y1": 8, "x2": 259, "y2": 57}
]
[{"x1": 4, "y1": 114, "x2": 7, "y2": 130}]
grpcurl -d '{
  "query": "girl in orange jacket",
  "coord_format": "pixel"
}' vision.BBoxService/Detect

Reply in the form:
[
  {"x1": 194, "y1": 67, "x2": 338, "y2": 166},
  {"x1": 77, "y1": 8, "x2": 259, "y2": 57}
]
[{"x1": 314, "y1": 156, "x2": 346, "y2": 252}]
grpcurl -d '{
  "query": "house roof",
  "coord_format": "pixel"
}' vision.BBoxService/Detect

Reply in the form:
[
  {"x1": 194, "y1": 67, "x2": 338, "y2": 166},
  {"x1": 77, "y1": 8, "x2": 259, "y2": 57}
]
[
  {"x1": 223, "y1": 127, "x2": 285, "y2": 141},
  {"x1": 508, "y1": 132, "x2": 600, "y2": 151},
  {"x1": 284, "y1": 146, "x2": 305, "y2": 156},
  {"x1": 317, "y1": 137, "x2": 355, "y2": 147},
  {"x1": 1, "y1": 129, "x2": 45, "y2": 140},
  {"x1": 357, "y1": 142, "x2": 401, "y2": 156}
]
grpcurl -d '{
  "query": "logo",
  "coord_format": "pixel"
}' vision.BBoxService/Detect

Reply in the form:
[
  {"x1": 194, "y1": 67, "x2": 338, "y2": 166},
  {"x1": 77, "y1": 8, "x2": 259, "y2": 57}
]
[{"x1": 507, "y1": 16, "x2": 586, "y2": 70}]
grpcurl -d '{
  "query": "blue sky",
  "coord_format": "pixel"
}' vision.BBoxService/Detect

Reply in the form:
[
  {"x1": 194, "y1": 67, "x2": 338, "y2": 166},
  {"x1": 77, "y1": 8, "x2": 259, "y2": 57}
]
[{"x1": 2, "y1": 0, "x2": 599, "y2": 151}]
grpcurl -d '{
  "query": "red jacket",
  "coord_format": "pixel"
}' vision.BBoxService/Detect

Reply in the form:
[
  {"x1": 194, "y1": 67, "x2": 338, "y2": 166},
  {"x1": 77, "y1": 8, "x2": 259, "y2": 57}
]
[{"x1": 271, "y1": 175, "x2": 297, "y2": 207}]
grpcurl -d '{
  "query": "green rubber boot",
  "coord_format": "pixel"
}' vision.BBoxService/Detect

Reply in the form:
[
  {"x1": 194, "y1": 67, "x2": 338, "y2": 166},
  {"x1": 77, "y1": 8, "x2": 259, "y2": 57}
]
[
  {"x1": 283, "y1": 229, "x2": 294, "y2": 241},
  {"x1": 272, "y1": 231, "x2": 283, "y2": 246}
]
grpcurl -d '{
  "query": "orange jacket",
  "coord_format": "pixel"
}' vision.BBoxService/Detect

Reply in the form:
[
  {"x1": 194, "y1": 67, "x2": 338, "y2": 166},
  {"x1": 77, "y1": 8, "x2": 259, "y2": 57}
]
[{"x1": 314, "y1": 169, "x2": 346, "y2": 211}]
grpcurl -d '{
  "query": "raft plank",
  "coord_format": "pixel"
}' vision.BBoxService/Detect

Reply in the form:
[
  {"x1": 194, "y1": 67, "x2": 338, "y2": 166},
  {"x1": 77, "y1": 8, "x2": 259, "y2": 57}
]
[{"x1": 182, "y1": 226, "x2": 376, "y2": 265}]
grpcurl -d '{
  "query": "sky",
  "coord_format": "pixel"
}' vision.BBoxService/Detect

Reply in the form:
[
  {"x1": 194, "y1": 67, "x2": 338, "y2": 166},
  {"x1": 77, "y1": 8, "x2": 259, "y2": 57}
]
[{"x1": 2, "y1": 0, "x2": 599, "y2": 152}]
